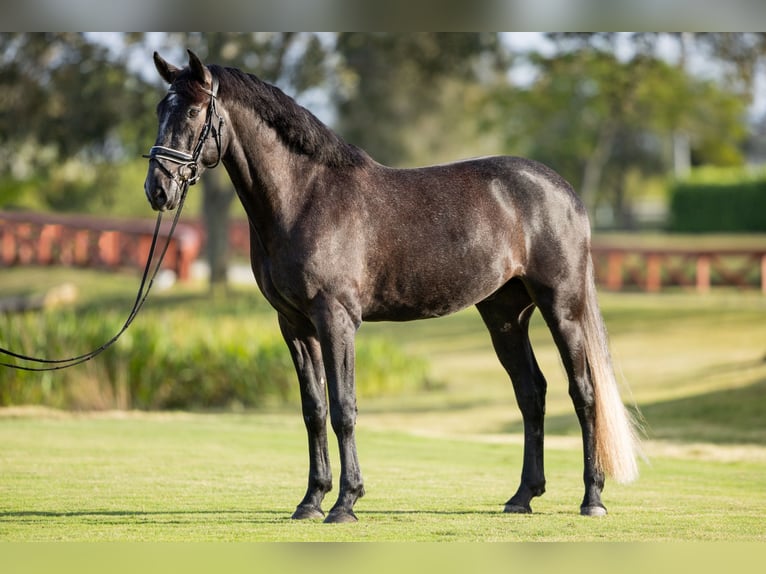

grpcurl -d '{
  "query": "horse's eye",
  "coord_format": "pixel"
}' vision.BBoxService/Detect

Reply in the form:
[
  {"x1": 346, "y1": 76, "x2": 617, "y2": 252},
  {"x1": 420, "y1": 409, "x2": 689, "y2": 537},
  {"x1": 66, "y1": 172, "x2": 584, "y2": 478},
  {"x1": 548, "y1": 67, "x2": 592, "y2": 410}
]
[{"x1": 188, "y1": 108, "x2": 200, "y2": 119}]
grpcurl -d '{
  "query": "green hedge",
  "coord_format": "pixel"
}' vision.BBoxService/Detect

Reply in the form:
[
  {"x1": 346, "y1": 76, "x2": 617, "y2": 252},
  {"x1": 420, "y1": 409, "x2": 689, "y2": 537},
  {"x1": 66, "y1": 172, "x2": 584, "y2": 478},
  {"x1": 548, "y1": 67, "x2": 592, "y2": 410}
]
[{"x1": 669, "y1": 178, "x2": 766, "y2": 233}]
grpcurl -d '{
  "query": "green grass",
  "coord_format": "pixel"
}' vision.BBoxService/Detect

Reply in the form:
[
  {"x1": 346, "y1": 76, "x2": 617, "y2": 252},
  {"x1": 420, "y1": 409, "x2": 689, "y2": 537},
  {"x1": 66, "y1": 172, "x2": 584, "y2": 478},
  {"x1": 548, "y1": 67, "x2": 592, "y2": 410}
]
[
  {"x1": 0, "y1": 410, "x2": 764, "y2": 542},
  {"x1": 2, "y1": 266, "x2": 766, "y2": 541},
  {"x1": 592, "y1": 231, "x2": 766, "y2": 250}
]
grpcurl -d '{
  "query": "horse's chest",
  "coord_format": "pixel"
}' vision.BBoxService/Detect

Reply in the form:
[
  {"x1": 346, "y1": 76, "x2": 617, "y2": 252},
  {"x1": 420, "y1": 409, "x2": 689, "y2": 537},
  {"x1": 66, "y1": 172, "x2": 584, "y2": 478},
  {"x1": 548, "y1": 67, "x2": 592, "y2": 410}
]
[
  {"x1": 251, "y1": 257, "x2": 303, "y2": 318},
  {"x1": 253, "y1": 251, "x2": 349, "y2": 316}
]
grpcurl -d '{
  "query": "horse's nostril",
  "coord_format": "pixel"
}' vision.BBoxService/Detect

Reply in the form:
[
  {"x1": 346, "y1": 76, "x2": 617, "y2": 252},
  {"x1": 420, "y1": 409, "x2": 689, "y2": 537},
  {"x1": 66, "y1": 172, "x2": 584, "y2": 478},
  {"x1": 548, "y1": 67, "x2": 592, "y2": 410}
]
[{"x1": 154, "y1": 187, "x2": 168, "y2": 208}]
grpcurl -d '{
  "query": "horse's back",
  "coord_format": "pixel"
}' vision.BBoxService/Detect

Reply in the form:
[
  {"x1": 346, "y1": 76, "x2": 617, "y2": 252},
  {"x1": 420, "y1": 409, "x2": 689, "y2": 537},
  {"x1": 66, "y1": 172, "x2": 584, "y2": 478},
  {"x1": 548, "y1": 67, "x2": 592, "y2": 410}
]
[
  {"x1": 375, "y1": 155, "x2": 585, "y2": 222},
  {"x1": 357, "y1": 155, "x2": 590, "y2": 321}
]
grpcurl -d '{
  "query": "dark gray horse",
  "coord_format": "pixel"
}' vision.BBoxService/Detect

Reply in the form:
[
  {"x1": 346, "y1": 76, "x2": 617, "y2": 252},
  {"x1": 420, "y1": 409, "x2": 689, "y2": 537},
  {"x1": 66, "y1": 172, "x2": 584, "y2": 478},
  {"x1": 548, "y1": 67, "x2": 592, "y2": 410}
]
[{"x1": 144, "y1": 50, "x2": 639, "y2": 523}]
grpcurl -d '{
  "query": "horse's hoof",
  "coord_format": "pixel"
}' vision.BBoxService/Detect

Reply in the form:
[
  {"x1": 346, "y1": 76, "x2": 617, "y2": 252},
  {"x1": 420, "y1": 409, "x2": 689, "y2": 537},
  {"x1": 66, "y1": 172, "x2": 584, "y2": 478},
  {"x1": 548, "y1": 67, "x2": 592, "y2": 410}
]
[
  {"x1": 324, "y1": 508, "x2": 358, "y2": 524},
  {"x1": 580, "y1": 505, "x2": 607, "y2": 517},
  {"x1": 292, "y1": 505, "x2": 325, "y2": 520},
  {"x1": 504, "y1": 503, "x2": 532, "y2": 514}
]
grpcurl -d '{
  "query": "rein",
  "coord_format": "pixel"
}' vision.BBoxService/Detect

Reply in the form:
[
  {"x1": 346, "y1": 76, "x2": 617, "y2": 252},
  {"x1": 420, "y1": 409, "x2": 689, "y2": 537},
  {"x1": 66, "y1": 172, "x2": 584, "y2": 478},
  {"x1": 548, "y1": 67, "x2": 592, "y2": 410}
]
[
  {"x1": 0, "y1": 190, "x2": 187, "y2": 371},
  {"x1": 0, "y1": 79, "x2": 223, "y2": 372}
]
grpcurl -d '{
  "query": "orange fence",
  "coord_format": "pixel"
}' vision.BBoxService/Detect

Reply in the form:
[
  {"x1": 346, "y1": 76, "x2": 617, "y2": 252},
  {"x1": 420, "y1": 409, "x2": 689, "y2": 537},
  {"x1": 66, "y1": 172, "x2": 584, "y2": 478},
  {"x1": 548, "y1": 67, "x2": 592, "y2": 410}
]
[
  {"x1": 3, "y1": 211, "x2": 765, "y2": 293},
  {"x1": 219, "y1": 225, "x2": 766, "y2": 294},
  {"x1": 0, "y1": 211, "x2": 202, "y2": 281},
  {"x1": 591, "y1": 245, "x2": 766, "y2": 293}
]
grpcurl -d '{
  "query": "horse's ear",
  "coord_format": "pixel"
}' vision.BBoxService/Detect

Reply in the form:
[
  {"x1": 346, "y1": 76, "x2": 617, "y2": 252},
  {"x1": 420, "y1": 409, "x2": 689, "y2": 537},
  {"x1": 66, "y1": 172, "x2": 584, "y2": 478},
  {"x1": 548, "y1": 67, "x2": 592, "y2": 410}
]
[
  {"x1": 153, "y1": 52, "x2": 179, "y2": 85},
  {"x1": 187, "y1": 49, "x2": 212, "y2": 89}
]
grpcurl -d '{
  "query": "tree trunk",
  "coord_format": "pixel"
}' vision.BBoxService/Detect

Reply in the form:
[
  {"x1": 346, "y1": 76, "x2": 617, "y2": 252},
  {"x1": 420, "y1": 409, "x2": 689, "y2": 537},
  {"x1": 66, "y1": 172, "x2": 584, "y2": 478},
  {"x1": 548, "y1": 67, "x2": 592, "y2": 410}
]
[
  {"x1": 613, "y1": 173, "x2": 635, "y2": 230},
  {"x1": 201, "y1": 169, "x2": 235, "y2": 294},
  {"x1": 673, "y1": 130, "x2": 691, "y2": 178},
  {"x1": 580, "y1": 119, "x2": 618, "y2": 217},
  {"x1": 673, "y1": 32, "x2": 693, "y2": 178}
]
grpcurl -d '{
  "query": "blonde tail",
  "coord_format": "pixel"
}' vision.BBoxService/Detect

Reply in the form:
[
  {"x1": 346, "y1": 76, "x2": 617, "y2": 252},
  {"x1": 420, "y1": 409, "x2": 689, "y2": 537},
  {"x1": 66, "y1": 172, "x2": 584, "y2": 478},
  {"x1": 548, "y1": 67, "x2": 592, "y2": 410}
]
[{"x1": 580, "y1": 260, "x2": 641, "y2": 484}]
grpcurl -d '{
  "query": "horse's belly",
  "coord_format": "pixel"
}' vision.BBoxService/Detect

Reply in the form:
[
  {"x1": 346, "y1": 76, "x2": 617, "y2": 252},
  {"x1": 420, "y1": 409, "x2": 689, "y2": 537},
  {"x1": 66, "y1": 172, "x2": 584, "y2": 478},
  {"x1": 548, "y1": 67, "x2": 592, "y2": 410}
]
[{"x1": 362, "y1": 261, "x2": 512, "y2": 322}]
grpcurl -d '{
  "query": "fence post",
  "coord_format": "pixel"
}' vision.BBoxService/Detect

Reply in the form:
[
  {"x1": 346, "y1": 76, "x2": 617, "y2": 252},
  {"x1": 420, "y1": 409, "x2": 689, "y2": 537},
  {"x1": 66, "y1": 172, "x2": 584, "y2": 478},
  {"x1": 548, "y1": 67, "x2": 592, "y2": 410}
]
[
  {"x1": 98, "y1": 231, "x2": 121, "y2": 268},
  {"x1": 761, "y1": 254, "x2": 766, "y2": 294},
  {"x1": 74, "y1": 230, "x2": 90, "y2": 265},
  {"x1": 37, "y1": 224, "x2": 62, "y2": 265},
  {"x1": 696, "y1": 255, "x2": 711, "y2": 294},
  {"x1": 646, "y1": 254, "x2": 662, "y2": 292},
  {"x1": 607, "y1": 252, "x2": 623, "y2": 290},
  {"x1": 1, "y1": 224, "x2": 16, "y2": 265}
]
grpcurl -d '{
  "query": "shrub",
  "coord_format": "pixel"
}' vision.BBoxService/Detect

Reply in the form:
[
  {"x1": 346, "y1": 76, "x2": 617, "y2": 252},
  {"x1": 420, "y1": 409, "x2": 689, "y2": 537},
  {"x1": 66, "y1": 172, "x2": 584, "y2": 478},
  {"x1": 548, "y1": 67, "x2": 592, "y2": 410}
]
[
  {"x1": 0, "y1": 307, "x2": 430, "y2": 410},
  {"x1": 669, "y1": 168, "x2": 766, "y2": 232}
]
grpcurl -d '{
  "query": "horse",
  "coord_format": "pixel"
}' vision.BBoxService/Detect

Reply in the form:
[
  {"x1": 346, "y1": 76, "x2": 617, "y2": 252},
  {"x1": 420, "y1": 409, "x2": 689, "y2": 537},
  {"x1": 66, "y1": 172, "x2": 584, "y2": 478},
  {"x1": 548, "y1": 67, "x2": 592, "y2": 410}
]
[{"x1": 144, "y1": 50, "x2": 639, "y2": 523}]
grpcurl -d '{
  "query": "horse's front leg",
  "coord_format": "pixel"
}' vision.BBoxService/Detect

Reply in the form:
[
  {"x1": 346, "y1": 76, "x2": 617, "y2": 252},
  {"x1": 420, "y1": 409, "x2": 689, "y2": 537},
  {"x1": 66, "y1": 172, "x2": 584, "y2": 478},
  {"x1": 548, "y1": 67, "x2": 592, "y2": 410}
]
[
  {"x1": 278, "y1": 314, "x2": 333, "y2": 520},
  {"x1": 313, "y1": 299, "x2": 365, "y2": 523}
]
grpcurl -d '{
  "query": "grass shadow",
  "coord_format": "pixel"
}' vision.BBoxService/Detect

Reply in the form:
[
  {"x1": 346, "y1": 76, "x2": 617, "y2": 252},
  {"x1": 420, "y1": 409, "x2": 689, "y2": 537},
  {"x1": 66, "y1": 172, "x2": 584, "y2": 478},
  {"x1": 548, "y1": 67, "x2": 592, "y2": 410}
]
[
  {"x1": 634, "y1": 376, "x2": 766, "y2": 444},
  {"x1": 503, "y1": 364, "x2": 766, "y2": 445},
  {"x1": 0, "y1": 510, "x2": 265, "y2": 518},
  {"x1": 0, "y1": 509, "x2": 293, "y2": 527}
]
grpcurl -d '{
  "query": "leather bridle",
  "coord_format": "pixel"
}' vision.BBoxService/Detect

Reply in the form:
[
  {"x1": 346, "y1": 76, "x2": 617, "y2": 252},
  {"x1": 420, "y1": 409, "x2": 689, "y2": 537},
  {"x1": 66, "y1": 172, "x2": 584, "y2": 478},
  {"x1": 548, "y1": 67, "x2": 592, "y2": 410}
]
[{"x1": 143, "y1": 77, "x2": 224, "y2": 186}]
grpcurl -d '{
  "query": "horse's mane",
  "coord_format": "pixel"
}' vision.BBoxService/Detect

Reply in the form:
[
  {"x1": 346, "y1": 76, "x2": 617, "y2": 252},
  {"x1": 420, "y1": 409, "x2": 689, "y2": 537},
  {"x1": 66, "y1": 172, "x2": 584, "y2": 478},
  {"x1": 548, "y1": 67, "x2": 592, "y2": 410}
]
[{"x1": 209, "y1": 65, "x2": 367, "y2": 168}]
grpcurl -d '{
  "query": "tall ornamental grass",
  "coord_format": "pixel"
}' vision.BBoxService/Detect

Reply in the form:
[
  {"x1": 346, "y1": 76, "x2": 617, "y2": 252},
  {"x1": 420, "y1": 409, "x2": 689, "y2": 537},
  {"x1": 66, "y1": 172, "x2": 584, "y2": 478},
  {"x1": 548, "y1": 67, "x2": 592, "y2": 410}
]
[{"x1": 0, "y1": 308, "x2": 428, "y2": 410}]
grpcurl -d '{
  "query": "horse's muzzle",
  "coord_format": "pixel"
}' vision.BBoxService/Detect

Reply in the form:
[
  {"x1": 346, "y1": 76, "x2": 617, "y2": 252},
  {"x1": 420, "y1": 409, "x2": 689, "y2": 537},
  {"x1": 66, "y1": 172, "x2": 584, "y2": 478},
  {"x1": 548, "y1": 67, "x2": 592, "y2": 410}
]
[{"x1": 144, "y1": 178, "x2": 179, "y2": 212}]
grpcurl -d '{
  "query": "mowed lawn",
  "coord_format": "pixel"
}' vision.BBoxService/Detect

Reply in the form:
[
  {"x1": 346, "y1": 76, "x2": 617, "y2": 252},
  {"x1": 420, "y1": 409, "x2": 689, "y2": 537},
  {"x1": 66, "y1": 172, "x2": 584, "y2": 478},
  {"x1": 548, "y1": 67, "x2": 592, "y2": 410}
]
[
  {"x1": 1, "y1": 267, "x2": 766, "y2": 542},
  {"x1": 0, "y1": 409, "x2": 764, "y2": 542}
]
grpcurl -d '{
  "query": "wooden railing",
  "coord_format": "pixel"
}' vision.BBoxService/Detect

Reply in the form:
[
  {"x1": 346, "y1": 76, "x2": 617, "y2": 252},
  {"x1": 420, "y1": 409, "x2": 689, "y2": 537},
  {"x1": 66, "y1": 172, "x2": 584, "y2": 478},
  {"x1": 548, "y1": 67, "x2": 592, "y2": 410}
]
[
  {"x1": 591, "y1": 245, "x2": 766, "y2": 293},
  {"x1": 2, "y1": 211, "x2": 766, "y2": 293},
  {"x1": 0, "y1": 211, "x2": 202, "y2": 281},
  {"x1": 221, "y1": 224, "x2": 766, "y2": 294}
]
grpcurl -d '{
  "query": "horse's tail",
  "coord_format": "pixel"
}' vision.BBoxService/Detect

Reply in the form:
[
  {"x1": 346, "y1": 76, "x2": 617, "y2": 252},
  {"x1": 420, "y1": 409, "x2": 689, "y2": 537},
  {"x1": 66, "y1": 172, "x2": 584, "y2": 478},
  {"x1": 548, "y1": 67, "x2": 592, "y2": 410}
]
[{"x1": 580, "y1": 257, "x2": 641, "y2": 484}]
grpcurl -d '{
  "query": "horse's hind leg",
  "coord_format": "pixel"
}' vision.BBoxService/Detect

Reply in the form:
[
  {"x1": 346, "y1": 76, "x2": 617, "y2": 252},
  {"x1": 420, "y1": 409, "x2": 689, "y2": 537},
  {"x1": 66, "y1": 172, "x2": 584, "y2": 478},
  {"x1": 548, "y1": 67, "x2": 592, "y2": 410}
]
[
  {"x1": 527, "y1": 280, "x2": 607, "y2": 516},
  {"x1": 477, "y1": 279, "x2": 548, "y2": 513},
  {"x1": 278, "y1": 314, "x2": 333, "y2": 520}
]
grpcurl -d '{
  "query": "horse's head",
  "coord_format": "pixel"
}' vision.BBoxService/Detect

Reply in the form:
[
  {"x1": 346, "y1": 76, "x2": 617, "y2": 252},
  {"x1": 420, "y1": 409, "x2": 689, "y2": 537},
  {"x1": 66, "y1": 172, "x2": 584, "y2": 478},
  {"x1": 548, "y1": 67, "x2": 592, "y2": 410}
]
[{"x1": 144, "y1": 50, "x2": 224, "y2": 211}]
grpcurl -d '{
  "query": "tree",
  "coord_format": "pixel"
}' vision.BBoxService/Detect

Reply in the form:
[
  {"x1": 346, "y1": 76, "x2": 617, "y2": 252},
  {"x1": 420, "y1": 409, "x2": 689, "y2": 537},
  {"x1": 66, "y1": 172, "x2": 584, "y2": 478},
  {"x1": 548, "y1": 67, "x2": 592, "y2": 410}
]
[
  {"x1": 484, "y1": 33, "x2": 749, "y2": 226},
  {"x1": 332, "y1": 33, "x2": 505, "y2": 166},
  {"x1": 694, "y1": 33, "x2": 766, "y2": 104},
  {"x1": 0, "y1": 33, "x2": 148, "y2": 210}
]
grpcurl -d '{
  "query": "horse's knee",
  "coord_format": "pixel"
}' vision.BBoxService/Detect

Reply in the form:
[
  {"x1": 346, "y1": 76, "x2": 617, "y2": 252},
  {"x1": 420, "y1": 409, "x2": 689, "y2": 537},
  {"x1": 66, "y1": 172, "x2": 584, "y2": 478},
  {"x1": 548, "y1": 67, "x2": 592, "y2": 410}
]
[
  {"x1": 303, "y1": 404, "x2": 327, "y2": 433},
  {"x1": 329, "y1": 402, "x2": 357, "y2": 436}
]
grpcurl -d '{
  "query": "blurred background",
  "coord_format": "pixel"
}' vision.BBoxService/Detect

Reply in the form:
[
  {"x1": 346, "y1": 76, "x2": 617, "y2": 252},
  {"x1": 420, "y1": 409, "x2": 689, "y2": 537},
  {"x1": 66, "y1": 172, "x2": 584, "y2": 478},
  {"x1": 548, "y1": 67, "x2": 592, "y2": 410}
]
[{"x1": 3, "y1": 23, "x2": 766, "y2": 545}]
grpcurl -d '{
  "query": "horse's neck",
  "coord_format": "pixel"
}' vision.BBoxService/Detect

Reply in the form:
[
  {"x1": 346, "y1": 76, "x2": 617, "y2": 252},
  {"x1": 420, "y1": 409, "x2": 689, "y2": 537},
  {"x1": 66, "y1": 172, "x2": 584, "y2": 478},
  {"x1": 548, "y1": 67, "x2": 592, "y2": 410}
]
[{"x1": 222, "y1": 108, "x2": 309, "y2": 246}]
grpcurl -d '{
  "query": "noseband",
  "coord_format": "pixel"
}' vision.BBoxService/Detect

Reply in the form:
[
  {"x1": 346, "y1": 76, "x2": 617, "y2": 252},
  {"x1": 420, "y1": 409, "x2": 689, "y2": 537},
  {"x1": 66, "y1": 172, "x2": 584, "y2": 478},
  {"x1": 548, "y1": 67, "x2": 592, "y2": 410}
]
[{"x1": 143, "y1": 77, "x2": 224, "y2": 186}]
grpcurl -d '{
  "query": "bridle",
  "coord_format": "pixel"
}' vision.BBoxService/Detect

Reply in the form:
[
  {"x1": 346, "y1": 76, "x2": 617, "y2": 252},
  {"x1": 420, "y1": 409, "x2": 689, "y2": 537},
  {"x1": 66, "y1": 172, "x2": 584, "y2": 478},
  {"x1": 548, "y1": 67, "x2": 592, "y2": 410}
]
[
  {"x1": 143, "y1": 77, "x2": 224, "y2": 187},
  {"x1": 0, "y1": 78, "x2": 225, "y2": 373}
]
